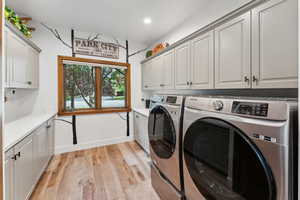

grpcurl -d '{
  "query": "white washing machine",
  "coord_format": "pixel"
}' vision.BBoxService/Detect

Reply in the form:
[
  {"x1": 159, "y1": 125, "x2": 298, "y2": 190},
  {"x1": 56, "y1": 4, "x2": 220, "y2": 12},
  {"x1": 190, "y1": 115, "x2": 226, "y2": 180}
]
[
  {"x1": 182, "y1": 96, "x2": 298, "y2": 200},
  {"x1": 148, "y1": 95, "x2": 185, "y2": 200}
]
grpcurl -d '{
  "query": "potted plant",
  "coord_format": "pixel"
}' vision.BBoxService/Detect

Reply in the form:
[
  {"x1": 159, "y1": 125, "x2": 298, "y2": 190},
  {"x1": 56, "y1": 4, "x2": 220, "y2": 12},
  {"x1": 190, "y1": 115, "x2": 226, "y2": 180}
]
[{"x1": 5, "y1": 6, "x2": 32, "y2": 37}]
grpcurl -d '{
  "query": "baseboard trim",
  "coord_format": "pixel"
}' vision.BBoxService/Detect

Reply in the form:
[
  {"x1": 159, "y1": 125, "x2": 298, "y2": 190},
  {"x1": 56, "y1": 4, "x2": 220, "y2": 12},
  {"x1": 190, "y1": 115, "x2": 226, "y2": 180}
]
[{"x1": 55, "y1": 136, "x2": 134, "y2": 154}]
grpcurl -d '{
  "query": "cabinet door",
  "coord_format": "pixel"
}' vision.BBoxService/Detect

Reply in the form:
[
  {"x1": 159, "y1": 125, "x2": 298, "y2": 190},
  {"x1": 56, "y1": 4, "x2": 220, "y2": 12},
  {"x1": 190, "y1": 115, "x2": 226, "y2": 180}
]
[
  {"x1": 14, "y1": 136, "x2": 34, "y2": 200},
  {"x1": 5, "y1": 29, "x2": 12, "y2": 88},
  {"x1": 26, "y1": 46, "x2": 39, "y2": 89},
  {"x1": 33, "y1": 125, "x2": 48, "y2": 181},
  {"x1": 142, "y1": 61, "x2": 153, "y2": 90},
  {"x1": 5, "y1": 149, "x2": 14, "y2": 200},
  {"x1": 134, "y1": 112, "x2": 142, "y2": 146},
  {"x1": 46, "y1": 119, "x2": 55, "y2": 161},
  {"x1": 161, "y1": 50, "x2": 175, "y2": 89},
  {"x1": 141, "y1": 115, "x2": 150, "y2": 154},
  {"x1": 190, "y1": 30, "x2": 214, "y2": 89},
  {"x1": 252, "y1": 0, "x2": 298, "y2": 88},
  {"x1": 133, "y1": 112, "x2": 138, "y2": 140},
  {"x1": 151, "y1": 55, "x2": 164, "y2": 89},
  {"x1": 214, "y1": 12, "x2": 251, "y2": 89},
  {"x1": 175, "y1": 42, "x2": 190, "y2": 89},
  {"x1": 9, "y1": 32, "x2": 29, "y2": 88}
]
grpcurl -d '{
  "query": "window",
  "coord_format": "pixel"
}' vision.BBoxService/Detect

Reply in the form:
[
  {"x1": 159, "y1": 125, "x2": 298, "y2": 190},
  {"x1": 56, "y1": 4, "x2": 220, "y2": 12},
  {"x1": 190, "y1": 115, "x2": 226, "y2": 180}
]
[{"x1": 58, "y1": 56, "x2": 131, "y2": 115}]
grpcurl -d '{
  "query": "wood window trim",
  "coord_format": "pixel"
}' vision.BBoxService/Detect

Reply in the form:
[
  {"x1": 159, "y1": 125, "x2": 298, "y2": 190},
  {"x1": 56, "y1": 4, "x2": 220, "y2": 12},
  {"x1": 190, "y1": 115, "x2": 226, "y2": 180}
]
[{"x1": 58, "y1": 55, "x2": 131, "y2": 116}]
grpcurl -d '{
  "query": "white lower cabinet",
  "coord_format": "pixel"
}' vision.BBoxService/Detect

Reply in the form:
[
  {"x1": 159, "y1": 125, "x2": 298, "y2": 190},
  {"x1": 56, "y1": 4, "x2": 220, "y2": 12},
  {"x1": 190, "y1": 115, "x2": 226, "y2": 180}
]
[
  {"x1": 47, "y1": 119, "x2": 55, "y2": 160},
  {"x1": 33, "y1": 124, "x2": 49, "y2": 182},
  {"x1": 133, "y1": 112, "x2": 149, "y2": 154},
  {"x1": 5, "y1": 149, "x2": 14, "y2": 200},
  {"x1": 14, "y1": 136, "x2": 34, "y2": 200},
  {"x1": 4, "y1": 118, "x2": 55, "y2": 200}
]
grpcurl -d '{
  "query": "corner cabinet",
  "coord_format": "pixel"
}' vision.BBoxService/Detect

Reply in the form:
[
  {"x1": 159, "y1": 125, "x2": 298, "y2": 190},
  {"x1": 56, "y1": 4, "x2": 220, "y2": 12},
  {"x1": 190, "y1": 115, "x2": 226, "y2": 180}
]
[
  {"x1": 5, "y1": 25, "x2": 40, "y2": 89},
  {"x1": 4, "y1": 118, "x2": 55, "y2": 200},
  {"x1": 142, "y1": 50, "x2": 174, "y2": 90},
  {"x1": 251, "y1": 0, "x2": 298, "y2": 88}
]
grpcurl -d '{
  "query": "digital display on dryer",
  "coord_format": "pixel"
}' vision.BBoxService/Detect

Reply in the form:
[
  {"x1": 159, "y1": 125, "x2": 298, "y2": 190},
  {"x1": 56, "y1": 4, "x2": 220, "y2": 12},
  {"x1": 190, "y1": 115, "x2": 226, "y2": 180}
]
[
  {"x1": 232, "y1": 101, "x2": 268, "y2": 117},
  {"x1": 166, "y1": 96, "x2": 177, "y2": 104}
]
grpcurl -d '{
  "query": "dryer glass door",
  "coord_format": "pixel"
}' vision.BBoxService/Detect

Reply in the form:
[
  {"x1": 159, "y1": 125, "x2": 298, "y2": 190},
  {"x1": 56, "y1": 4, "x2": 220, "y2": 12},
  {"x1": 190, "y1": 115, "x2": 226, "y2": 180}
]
[
  {"x1": 148, "y1": 105, "x2": 176, "y2": 159},
  {"x1": 184, "y1": 117, "x2": 276, "y2": 200}
]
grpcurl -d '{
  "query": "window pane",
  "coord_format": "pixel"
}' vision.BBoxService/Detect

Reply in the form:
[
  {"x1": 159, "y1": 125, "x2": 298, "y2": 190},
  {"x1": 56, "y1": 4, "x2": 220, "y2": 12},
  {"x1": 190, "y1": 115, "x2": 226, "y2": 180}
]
[
  {"x1": 101, "y1": 67, "x2": 126, "y2": 108},
  {"x1": 63, "y1": 64, "x2": 96, "y2": 111}
]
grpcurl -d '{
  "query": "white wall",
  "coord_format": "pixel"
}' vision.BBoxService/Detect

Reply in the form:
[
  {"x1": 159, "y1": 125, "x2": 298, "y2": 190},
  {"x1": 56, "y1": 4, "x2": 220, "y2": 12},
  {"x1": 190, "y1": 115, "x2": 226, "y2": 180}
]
[{"x1": 5, "y1": 22, "x2": 146, "y2": 153}]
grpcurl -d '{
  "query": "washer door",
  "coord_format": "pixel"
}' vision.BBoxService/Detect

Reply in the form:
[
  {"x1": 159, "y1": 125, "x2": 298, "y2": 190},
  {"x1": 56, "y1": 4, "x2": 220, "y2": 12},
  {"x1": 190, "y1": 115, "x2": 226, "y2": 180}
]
[
  {"x1": 184, "y1": 117, "x2": 276, "y2": 200},
  {"x1": 148, "y1": 105, "x2": 176, "y2": 159}
]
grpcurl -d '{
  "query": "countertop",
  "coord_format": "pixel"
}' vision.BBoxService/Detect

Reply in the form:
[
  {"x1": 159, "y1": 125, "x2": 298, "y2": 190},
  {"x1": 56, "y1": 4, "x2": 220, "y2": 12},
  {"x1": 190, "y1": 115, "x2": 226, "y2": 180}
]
[
  {"x1": 4, "y1": 112, "x2": 57, "y2": 152},
  {"x1": 133, "y1": 108, "x2": 150, "y2": 117}
]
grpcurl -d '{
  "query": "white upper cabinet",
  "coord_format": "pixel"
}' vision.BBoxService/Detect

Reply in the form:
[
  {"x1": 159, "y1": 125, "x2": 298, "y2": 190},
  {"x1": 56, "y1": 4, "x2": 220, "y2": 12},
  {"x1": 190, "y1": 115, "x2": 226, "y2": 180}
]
[
  {"x1": 151, "y1": 55, "x2": 164, "y2": 89},
  {"x1": 175, "y1": 42, "x2": 190, "y2": 89},
  {"x1": 142, "y1": 50, "x2": 175, "y2": 90},
  {"x1": 252, "y1": 0, "x2": 298, "y2": 88},
  {"x1": 141, "y1": 0, "x2": 298, "y2": 90},
  {"x1": 142, "y1": 60, "x2": 153, "y2": 90},
  {"x1": 7, "y1": 31, "x2": 28, "y2": 88},
  {"x1": 190, "y1": 30, "x2": 214, "y2": 89},
  {"x1": 5, "y1": 27, "x2": 40, "y2": 89},
  {"x1": 161, "y1": 50, "x2": 175, "y2": 89},
  {"x1": 26, "y1": 46, "x2": 39, "y2": 89},
  {"x1": 214, "y1": 11, "x2": 251, "y2": 89}
]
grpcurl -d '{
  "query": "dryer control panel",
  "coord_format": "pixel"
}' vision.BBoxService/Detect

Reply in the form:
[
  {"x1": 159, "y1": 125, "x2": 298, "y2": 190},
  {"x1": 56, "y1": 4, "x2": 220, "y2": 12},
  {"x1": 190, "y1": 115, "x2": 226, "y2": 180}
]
[{"x1": 232, "y1": 101, "x2": 269, "y2": 117}]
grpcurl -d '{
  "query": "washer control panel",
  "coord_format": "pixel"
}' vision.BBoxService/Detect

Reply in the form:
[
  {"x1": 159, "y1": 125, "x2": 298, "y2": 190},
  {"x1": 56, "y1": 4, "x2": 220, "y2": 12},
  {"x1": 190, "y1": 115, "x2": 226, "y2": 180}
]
[
  {"x1": 213, "y1": 100, "x2": 224, "y2": 111},
  {"x1": 232, "y1": 101, "x2": 269, "y2": 117}
]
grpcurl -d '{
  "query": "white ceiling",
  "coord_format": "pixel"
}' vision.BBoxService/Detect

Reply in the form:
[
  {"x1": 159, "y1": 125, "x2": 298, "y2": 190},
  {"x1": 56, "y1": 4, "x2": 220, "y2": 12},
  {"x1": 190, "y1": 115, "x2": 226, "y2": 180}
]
[{"x1": 7, "y1": 0, "x2": 212, "y2": 45}]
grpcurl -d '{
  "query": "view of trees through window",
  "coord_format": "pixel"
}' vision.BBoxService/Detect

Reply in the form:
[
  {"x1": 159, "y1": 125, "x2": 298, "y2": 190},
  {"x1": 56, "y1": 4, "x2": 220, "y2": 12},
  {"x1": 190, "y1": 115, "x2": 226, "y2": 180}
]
[
  {"x1": 63, "y1": 63, "x2": 126, "y2": 111},
  {"x1": 102, "y1": 67, "x2": 126, "y2": 108},
  {"x1": 64, "y1": 64, "x2": 96, "y2": 110}
]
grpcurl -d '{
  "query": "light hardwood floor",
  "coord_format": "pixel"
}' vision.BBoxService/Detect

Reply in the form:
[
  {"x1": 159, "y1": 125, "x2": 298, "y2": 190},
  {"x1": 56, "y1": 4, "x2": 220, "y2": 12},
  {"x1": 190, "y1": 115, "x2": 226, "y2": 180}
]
[{"x1": 29, "y1": 141, "x2": 160, "y2": 200}]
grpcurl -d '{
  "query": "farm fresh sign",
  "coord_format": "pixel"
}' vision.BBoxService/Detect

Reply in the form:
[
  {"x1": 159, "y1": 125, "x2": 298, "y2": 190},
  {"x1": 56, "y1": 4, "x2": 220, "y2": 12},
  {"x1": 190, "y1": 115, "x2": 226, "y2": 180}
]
[{"x1": 74, "y1": 38, "x2": 119, "y2": 59}]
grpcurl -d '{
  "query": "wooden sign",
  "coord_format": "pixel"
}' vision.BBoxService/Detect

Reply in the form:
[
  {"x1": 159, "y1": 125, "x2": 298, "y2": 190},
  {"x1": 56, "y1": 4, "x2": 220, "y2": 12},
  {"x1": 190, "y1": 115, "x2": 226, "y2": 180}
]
[{"x1": 74, "y1": 38, "x2": 119, "y2": 59}]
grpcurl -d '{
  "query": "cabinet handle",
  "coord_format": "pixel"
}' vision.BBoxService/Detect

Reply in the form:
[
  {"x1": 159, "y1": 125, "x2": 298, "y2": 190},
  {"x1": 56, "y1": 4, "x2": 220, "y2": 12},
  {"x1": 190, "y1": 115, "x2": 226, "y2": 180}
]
[
  {"x1": 252, "y1": 75, "x2": 258, "y2": 83},
  {"x1": 186, "y1": 81, "x2": 189, "y2": 85},
  {"x1": 160, "y1": 84, "x2": 164, "y2": 87},
  {"x1": 16, "y1": 152, "x2": 21, "y2": 158},
  {"x1": 244, "y1": 76, "x2": 250, "y2": 84},
  {"x1": 11, "y1": 155, "x2": 17, "y2": 160},
  {"x1": 190, "y1": 82, "x2": 193, "y2": 86},
  {"x1": 145, "y1": 85, "x2": 148, "y2": 88},
  {"x1": 27, "y1": 81, "x2": 32, "y2": 85},
  {"x1": 46, "y1": 125, "x2": 51, "y2": 129}
]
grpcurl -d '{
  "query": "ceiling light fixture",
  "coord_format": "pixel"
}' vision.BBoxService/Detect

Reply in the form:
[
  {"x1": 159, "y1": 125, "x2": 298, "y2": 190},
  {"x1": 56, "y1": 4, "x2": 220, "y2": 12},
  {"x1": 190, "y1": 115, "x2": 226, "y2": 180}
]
[{"x1": 144, "y1": 17, "x2": 152, "y2": 24}]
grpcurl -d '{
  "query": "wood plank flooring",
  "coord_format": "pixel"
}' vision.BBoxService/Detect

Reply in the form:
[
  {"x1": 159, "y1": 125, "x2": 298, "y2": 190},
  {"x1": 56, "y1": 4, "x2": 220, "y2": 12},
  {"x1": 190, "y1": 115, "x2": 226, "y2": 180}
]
[{"x1": 29, "y1": 142, "x2": 160, "y2": 200}]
